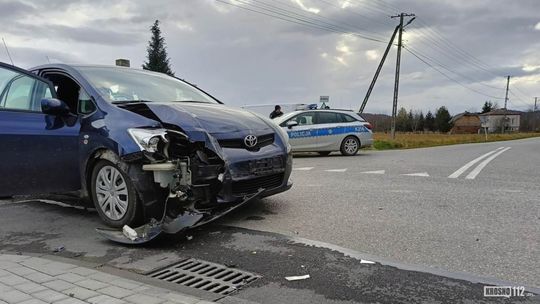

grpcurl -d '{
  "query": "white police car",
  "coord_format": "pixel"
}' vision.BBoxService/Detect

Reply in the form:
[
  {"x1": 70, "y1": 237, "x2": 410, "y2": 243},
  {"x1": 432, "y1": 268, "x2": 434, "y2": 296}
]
[{"x1": 274, "y1": 109, "x2": 373, "y2": 156}]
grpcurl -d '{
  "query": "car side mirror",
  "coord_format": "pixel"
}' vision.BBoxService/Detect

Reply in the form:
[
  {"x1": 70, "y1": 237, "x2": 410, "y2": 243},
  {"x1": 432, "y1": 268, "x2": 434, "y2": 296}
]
[
  {"x1": 41, "y1": 98, "x2": 70, "y2": 116},
  {"x1": 287, "y1": 120, "x2": 299, "y2": 129}
]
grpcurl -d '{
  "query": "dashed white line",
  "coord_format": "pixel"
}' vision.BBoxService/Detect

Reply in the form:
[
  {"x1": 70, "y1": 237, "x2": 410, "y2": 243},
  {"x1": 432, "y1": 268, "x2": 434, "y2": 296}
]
[
  {"x1": 465, "y1": 147, "x2": 511, "y2": 179},
  {"x1": 361, "y1": 170, "x2": 385, "y2": 174},
  {"x1": 293, "y1": 167, "x2": 314, "y2": 171},
  {"x1": 448, "y1": 147, "x2": 504, "y2": 178},
  {"x1": 324, "y1": 169, "x2": 347, "y2": 172},
  {"x1": 402, "y1": 172, "x2": 430, "y2": 177}
]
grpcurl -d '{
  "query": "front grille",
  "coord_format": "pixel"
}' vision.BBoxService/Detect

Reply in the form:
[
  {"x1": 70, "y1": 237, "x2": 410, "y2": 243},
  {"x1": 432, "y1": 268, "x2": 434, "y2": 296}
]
[
  {"x1": 219, "y1": 133, "x2": 274, "y2": 150},
  {"x1": 147, "y1": 258, "x2": 260, "y2": 295},
  {"x1": 232, "y1": 173, "x2": 284, "y2": 195}
]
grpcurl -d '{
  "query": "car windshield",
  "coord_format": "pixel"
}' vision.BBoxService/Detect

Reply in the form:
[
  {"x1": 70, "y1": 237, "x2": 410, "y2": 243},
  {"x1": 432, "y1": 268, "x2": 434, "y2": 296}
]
[{"x1": 75, "y1": 66, "x2": 218, "y2": 104}]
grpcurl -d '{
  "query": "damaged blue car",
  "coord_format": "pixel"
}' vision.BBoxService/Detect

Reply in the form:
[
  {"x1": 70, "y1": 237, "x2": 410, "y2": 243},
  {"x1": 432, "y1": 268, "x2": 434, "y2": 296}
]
[{"x1": 0, "y1": 62, "x2": 292, "y2": 243}]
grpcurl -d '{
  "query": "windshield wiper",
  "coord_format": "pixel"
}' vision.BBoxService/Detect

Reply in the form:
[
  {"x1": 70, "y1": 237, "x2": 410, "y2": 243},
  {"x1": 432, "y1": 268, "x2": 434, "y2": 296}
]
[{"x1": 111, "y1": 100, "x2": 153, "y2": 105}]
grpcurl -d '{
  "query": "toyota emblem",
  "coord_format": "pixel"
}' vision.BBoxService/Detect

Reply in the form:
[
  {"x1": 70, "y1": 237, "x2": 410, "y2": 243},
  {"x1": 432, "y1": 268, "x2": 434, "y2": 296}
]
[{"x1": 244, "y1": 135, "x2": 258, "y2": 148}]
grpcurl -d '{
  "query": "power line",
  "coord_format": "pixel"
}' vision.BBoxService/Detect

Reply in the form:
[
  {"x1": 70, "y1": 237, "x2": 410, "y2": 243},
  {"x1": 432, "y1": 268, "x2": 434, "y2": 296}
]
[
  {"x1": 313, "y1": 0, "x2": 395, "y2": 28},
  {"x1": 215, "y1": 0, "x2": 389, "y2": 43},
  {"x1": 406, "y1": 45, "x2": 506, "y2": 91},
  {"x1": 256, "y1": 0, "x2": 390, "y2": 40},
  {"x1": 404, "y1": 46, "x2": 505, "y2": 100}
]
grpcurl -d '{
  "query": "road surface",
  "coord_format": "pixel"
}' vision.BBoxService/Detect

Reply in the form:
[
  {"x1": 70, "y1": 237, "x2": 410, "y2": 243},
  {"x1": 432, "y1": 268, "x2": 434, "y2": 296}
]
[
  {"x1": 221, "y1": 137, "x2": 540, "y2": 287},
  {"x1": 0, "y1": 137, "x2": 538, "y2": 303}
]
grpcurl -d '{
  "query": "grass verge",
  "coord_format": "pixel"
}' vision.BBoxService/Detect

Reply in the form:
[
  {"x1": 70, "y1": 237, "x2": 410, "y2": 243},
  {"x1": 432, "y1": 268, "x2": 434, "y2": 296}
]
[{"x1": 373, "y1": 132, "x2": 540, "y2": 150}]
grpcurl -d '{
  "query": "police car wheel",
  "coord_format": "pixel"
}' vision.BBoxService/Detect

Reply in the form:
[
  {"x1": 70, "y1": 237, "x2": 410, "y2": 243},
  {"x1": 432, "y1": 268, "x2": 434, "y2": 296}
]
[
  {"x1": 317, "y1": 151, "x2": 331, "y2": 156},
  {"x1": 340, "y1": 136, "x2": 360, "y2": 156}
]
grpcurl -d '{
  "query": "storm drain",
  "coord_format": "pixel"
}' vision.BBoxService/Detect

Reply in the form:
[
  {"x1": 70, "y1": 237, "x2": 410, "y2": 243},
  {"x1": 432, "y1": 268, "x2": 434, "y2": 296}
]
[{"x1": 147, "y1": 258, "x2": 261, "y2": 295}]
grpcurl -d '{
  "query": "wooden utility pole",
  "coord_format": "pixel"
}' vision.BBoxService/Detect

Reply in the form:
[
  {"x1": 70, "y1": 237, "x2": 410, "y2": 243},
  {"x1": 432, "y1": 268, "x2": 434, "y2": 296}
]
[
  {"x1": 359, "y1": 25, "x2": 399, "y2": 113},
  {"x1": 390, "y1": 13, "x2": 415, "y2": 139},
  {"x1": 503, "y1": 76, "x2": 510, "y2": 133},
  {"x1": 534, "y1": 97, "x2": 538, "y2": 132}
]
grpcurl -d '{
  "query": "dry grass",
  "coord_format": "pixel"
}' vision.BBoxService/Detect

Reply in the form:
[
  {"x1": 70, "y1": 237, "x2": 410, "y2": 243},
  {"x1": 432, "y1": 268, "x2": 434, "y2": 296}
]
[{"x1": 372, "y1": 132, "x2": 540, "y2": 150}]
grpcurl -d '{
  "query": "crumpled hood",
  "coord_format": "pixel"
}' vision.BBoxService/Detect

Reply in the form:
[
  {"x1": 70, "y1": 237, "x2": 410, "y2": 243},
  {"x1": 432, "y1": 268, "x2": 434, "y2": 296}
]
[{"x1": 140, "y1": 102, "x2": 272, "y2": 135}]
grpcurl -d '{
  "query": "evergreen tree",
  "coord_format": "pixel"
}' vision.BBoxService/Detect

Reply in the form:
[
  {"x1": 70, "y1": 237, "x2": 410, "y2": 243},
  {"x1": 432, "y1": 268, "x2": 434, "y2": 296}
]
[
  {"x1": 416, "y1": 111, "x2": 425, "y2": 132},
  {"x1": 396, "y1": 107, "x2": 409, "y2": 132},
  {"x1": 425, "y1": 111, "x2": 435, "y2": 131},
  {"x1": 407, "y1": 110, "x2": 414, "y2": 132},
  {"x1": 142, "y1": 20, "x2": 175, "y2": 76},
  {"x1": 435, "y1": 106, "x2": 452, "y2": 132},
  {"x1": 482, "y1": 101, "x2": 493, "y2": 113}
]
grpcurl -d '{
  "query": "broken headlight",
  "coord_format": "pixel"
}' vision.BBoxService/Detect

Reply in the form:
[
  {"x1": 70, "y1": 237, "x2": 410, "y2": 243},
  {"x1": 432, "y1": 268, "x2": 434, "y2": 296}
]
[{"x1": 128, "y1": 128, "x2": 168, "y2": 153}]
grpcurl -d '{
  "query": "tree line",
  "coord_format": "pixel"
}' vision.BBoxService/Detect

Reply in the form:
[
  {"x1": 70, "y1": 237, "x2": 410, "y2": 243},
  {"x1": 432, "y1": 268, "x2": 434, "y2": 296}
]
[{"x1": 365, "y1": 106, "x2": 453, "y2": 133}]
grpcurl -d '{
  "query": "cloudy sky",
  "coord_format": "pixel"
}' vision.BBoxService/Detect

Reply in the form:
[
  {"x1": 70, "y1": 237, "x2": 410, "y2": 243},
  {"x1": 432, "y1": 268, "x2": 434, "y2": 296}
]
[{"x1": 1, "y1": 0, "x2": 539, "y2": 114}]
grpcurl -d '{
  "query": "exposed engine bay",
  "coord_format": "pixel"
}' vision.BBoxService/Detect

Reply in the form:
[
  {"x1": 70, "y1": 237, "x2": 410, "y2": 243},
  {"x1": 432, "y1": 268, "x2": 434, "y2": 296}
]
[{"x1": 95, "y1": 102, "x2": 292, "y2": 244}]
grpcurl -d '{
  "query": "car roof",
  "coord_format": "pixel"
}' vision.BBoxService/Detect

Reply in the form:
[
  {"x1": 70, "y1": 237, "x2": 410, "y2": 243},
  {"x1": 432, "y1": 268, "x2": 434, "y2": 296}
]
[
  {"x1": 29, "y1": 63, "x2": 162, "y2": 74},
  {"x1": 274, "y1": 109, "x2": 364, "y2": 123}
]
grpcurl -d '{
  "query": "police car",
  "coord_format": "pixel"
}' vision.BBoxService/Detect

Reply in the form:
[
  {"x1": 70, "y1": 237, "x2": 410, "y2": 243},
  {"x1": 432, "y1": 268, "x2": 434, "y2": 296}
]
[{"x1": 274, "y1": 109, "x2": 373, "y2": 156}]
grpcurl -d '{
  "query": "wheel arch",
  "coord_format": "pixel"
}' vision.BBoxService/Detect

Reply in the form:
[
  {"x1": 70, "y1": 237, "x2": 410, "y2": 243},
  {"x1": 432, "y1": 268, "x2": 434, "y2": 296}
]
[{"x1": 82, "y1": 148, "x2": 121, "y2": 200}]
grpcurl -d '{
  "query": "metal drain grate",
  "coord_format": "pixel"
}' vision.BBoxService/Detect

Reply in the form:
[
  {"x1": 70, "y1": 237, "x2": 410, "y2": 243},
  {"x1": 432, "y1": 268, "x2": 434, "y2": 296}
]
[{"x1": 147, "y1": 258, "x2": 260, "y2": 295}]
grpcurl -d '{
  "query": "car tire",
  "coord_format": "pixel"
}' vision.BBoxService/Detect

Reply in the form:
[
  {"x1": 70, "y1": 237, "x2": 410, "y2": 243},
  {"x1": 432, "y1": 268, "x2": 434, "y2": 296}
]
[
  {"x1": 340, "y1": 136, "x2": 360, "y2": 156},
  {"x1": 90, "y1": 160, "x2": 140, "y2": 228},
  {"x1": 317, "y1": 151, "x2": 331, "y2": 156}
]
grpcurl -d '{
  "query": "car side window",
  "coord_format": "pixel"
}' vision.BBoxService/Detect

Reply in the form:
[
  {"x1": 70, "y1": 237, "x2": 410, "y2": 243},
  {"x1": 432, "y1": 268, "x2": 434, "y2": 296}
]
[
  {"x1": 341, "y1": 114, "x2": 357, "y2": 123},
  {"x1": 0, "y1": 70, "x2": 51, "y2": 112},
  {"x1": 280, "y1": 112, "x2": 316, "y2": 127},
  {"x1": 79, "y1": 90, "x2": 96, "y2": 114},
  {"x1": 294, "y1": 113, "x2": 315, "y2": 126},
  {"x1": 316, "y1": 112, "x2": 339, "y2": 124}
]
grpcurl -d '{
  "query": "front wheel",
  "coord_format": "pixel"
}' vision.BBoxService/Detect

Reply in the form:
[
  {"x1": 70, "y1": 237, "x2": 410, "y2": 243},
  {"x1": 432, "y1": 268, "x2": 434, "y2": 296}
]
[
  {"x1": 340, "y1": 136, "x2": 360, "y2": 156},
  {"x1": 90, "y1": 160, "x2": 140, "y2": 228}
]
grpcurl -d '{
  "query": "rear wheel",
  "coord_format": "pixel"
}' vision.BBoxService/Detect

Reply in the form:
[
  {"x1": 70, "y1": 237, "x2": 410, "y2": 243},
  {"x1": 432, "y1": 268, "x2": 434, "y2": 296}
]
[
  {"x1": 90, "y1": 160, "x2": 140, "y2": 228},
  {"x1": 340, "y1": 136, "x2": 360, "y2": 156},
  {"x1": 317, "y1": 151, "x2": 331, "y2": 156}
]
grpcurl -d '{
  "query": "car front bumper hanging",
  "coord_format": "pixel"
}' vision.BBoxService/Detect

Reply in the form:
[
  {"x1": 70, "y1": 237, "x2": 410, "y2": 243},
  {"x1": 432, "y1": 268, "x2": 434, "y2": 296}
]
[{"x1": 95, "y1": 188, "x2": 264, "y2": 244}]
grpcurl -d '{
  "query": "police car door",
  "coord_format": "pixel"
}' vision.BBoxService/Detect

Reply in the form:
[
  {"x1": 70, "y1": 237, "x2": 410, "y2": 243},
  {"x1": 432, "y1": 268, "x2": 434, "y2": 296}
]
[
  {"x1": 314, "y1": 111, "x2": 343, "y2": 150},
  {"x1": 283, "y1": 112, "x2": 318, "y2": 151}
]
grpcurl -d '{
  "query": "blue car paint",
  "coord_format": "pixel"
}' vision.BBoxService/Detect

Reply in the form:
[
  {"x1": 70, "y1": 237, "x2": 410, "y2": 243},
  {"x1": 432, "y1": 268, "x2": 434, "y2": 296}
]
[
  {"x1": 0, "y1": 63, "x2": 292, "y2": 216},
  {"x1": 0, "y1": 110, "x2": 80, "y2": 195},
  {"x1": 287, "y1": 125, "x2": 370, "y2": 139}
]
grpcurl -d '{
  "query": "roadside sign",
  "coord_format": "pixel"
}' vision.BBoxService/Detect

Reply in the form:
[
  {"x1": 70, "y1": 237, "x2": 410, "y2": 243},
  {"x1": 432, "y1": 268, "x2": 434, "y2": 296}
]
[{"x1": 320, "y1": 96, "x2": 329, "y2": 103}]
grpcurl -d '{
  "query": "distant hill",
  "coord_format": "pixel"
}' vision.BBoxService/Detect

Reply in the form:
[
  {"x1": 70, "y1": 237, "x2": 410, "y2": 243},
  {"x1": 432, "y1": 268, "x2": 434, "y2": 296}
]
[{"x1": 360, "y1": 113, "x2": 392, "y2": 132}]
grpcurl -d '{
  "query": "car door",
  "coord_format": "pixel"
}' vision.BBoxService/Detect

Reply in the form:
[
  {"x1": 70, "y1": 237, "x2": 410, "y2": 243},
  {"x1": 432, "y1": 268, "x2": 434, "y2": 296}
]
[
  {"x1": 281, "y1": 112, "x2": 319, "y2": 151},
  {"x1": 314, "y1": 112, "x2": 343, "y2": 150},
  {"x1": 0, "y1": 63, "x2": 81, "y2": 197}
]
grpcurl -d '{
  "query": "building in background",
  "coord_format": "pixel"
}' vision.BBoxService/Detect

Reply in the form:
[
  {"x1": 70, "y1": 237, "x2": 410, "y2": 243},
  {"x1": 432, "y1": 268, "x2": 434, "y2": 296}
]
[
  {"x1": 450, "y1": 112, "x2": 481, "y2": 134},
  {"x1": 479, "y1": 109, "x2": 521, "y2": 133}
]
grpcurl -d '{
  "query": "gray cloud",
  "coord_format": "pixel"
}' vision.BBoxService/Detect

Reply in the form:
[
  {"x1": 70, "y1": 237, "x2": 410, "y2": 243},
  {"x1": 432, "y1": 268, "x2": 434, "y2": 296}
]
[{"x1": 0, "y1": 0, "x2": 538, "y2": 114}]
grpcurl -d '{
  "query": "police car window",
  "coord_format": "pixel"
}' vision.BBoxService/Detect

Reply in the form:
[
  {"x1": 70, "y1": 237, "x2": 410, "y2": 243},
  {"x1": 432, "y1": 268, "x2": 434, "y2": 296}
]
[
  {"x1": 316, "y1": 112, "x2": 339, "y2": 124},
  {"x1": 296, "y1": 113, "x2": 315, "y2": 125},
  {"x1": 282, "y1": 112, "x2": 315, "y2": 127},
  {"x1": 341, "y1": 114, "x2": 357, "y2": 122}
]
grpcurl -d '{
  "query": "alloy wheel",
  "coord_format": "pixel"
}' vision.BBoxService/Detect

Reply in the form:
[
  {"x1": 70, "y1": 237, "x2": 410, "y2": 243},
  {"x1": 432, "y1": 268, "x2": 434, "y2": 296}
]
[{"x1": 344, "y1": 138, "x2": 359, "y2": 154}]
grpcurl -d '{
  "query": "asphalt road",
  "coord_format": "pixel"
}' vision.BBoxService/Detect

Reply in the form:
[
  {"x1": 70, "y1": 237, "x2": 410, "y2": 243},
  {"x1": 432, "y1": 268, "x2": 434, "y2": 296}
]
[
  {"x1": 0, "y1": 137, "x2": 538, "y2": 303},
  {"x1": 220, "y1": 137, "x2": 540, "y2": 288}
]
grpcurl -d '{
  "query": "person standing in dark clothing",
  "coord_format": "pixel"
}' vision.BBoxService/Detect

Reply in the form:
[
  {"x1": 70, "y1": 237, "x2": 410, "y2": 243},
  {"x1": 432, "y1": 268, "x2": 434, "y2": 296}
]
[{"x1": 270, "y1": 105, "x2": 283, "y2": 119}]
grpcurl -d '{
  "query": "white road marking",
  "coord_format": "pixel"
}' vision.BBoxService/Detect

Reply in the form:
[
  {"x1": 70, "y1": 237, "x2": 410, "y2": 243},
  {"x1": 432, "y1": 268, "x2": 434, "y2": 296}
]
[
  {"x1": 361, "y1": 170, "x2": 385, "y2": 174},
  {"x1": 360, "y1": 259, "x2": 375, "y2": 264},
  {"x1": 448, "y1": 147, "x2": 504, "y2": 178},
  {"x1": 402, "y1": 172, "x2": 430, "y2": 177},
  {"x1": 465, "y1": 147, "x2": 511, "y2": 180},
  {"x1": 293, "y1": 167, "x2": 314, "y2": 171},
  {"x1": 324, "y1": 169, "x2": 347, "y2": 172}
]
